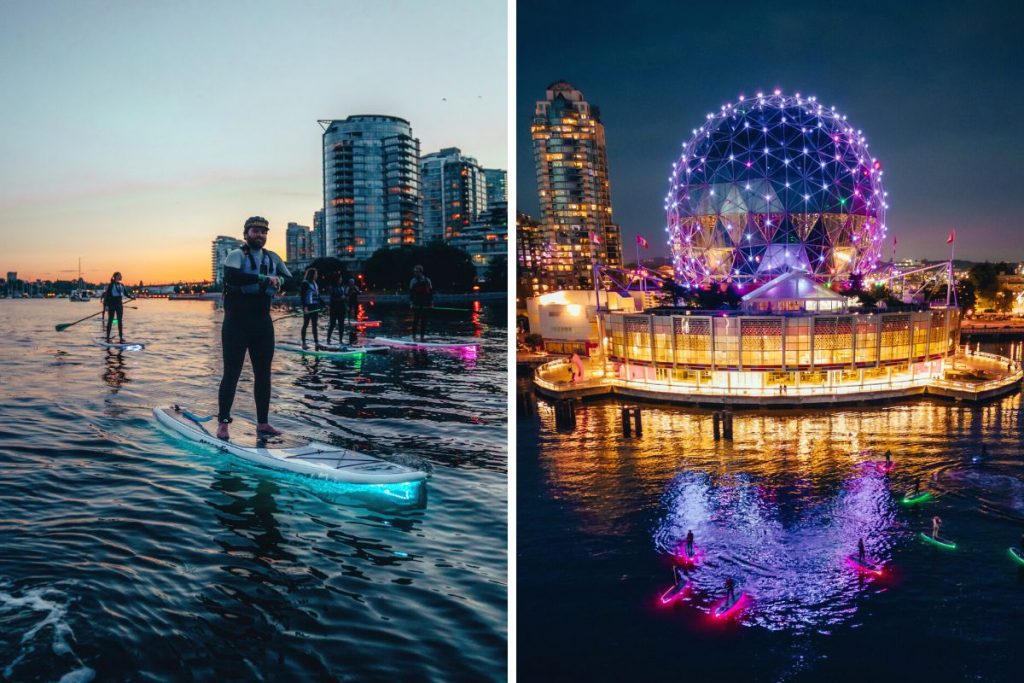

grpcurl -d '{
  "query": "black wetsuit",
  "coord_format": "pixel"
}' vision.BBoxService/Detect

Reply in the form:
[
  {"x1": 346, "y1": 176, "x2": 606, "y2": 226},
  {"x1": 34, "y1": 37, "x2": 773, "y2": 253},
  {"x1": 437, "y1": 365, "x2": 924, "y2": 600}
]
[
  {"x1": 300, "y1": 280, "x2": 320, "y2": 346},
  {"x1": 345, "y1": 284, "x2": 359, "y2": 321},
  {"x1": 218, "y1": 247, "x2": 288, "y2": 424},
  {"x1": 326, "y1": 283, "x2": 346, "y2": 343},
  {"x1": 103, "y1": 282, "x2": 132, "y2": 340},
  {"x1": 410, "y1": 275, "x2": 433, "y2": 340}
]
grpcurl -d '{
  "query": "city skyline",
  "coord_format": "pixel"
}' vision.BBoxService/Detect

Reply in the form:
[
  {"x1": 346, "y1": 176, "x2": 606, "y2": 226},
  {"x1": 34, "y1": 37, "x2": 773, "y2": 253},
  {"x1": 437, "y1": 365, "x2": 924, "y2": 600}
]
[
  {"x1": 517, "y1": 0, "x2": 1024, "y2": 264},
  {"x1": 1, "y1": 0, "x2": 507, "y2": 282}
]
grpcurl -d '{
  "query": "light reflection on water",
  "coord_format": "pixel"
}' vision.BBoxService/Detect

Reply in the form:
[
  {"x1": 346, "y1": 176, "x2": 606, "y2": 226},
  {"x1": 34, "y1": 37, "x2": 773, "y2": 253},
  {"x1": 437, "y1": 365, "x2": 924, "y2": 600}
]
[
  {"x1": 0, "y1": 299, "x2": 506, "y2": 682},
  {"x1": 520, "y1": 346, "x2": 1024, "y2": 680}
]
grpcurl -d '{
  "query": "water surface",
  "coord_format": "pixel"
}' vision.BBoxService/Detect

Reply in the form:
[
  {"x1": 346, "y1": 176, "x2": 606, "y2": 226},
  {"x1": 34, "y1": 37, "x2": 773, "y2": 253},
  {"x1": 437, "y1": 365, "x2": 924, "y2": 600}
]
[
  {"x1": 0, "y1": 299, "x2": 506, "y2": 682},
  {"x1": 519, "y1": 346, "x2": 1024, "y2": 682}
]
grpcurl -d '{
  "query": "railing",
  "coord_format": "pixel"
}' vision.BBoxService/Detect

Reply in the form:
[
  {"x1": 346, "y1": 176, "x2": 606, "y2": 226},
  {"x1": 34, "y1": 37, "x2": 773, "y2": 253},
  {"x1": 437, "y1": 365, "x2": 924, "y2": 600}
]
[{"x1": 533, "y1": 354, "x2": 1023, "y2": 399}]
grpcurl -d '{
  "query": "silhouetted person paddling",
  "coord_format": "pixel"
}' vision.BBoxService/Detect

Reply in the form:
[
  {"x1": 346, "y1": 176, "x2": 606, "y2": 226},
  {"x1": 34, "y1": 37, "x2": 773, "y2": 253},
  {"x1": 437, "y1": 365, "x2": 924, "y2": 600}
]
[{"x1": 101, "y1": 272, "x2": 135, "y2": 342}]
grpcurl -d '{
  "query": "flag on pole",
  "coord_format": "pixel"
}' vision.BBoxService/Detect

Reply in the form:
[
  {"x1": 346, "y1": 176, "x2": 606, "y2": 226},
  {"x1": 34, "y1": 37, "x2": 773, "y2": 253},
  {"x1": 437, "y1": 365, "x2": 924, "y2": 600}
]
[
  {"x1": 946, "y1": 230, "x2": 955, "y2": 244},
  {"x1": 636, "y1": 235, "x2": 649, "y2": 248},
  {"x1": 589, "y1": 230, "x2": 602, "y2": 245}
]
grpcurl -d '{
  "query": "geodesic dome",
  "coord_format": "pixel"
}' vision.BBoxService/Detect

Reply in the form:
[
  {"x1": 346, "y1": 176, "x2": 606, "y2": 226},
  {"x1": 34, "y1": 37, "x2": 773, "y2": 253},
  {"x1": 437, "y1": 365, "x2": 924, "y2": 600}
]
[{"x1": 666, "y1": 91, "x2": 887, "y2": 286}]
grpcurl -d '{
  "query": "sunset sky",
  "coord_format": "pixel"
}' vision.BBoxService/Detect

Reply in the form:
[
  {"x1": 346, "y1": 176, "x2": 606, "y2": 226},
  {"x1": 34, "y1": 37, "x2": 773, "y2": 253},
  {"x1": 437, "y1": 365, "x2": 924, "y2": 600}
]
[{"x1": 1, "y1": 0, "x2": 507, "y2": 283}]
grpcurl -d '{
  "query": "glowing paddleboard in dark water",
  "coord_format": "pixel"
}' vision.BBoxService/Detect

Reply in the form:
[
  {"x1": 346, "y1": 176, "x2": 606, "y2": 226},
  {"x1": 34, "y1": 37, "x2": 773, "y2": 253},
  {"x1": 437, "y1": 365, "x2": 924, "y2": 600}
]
[{"x1": 154, "y1": 405, "x2": 426, "y2": 485}]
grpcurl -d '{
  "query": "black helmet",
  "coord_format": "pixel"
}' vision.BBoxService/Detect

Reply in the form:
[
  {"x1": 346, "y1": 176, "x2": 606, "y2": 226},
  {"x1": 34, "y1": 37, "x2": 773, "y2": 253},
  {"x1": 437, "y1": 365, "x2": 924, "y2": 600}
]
[{"x1": 244, "y1": 216, "x2": 270, "y2": 232}]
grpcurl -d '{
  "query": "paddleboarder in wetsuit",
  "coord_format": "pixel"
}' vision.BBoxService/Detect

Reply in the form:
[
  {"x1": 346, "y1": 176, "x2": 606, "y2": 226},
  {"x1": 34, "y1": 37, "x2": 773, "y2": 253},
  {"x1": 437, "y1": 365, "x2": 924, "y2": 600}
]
[
  {"x1": 101, "y1": 272, "x2": 135, "y2": 342},
  {"x1": 300, "y1": 267, "x2": 322, "y2": 350},
  {"x1": 884, "y1": 450, "x2": 892, "y2": 466},
  {"x1": 931, "y1": 515, "x2": 942, "y2": 539},
  {"x1": 724, "y1": 576, "x2": 736, "y2": 604},
  {"x1": 345, "y1": 277, "x2": 360, "y2": 323},
  {"x1": 325, "y1": 271, "x2": 346, "y2": 345},
  {"x1": 409, "y1": 264, "x2": 433, "y2": 341},
  {"x1": 685, "y1": 530, "x2": 695, "y2": 556},
  {"x1": 858, "y1": 538, "x2": 866, "y2": 562},
  {"x1": 217, "y1": 216, "x2": 291, "y2": 440}
]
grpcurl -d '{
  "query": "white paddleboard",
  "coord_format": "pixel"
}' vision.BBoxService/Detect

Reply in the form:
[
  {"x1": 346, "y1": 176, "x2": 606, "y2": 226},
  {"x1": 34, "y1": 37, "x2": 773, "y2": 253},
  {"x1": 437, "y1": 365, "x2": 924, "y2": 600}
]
[
  {"x1": 154, "y1": 405, "x2": 426, "y2": 484},
  {"x1": 372, "y1": 336, "x2": 480, "y2": 350},
  {"x1": 277, "y1": 341, "x2": 388, "y2": 358},
  {"x1": 95, "y1": 338, "x2": 145, "y2": 351}
]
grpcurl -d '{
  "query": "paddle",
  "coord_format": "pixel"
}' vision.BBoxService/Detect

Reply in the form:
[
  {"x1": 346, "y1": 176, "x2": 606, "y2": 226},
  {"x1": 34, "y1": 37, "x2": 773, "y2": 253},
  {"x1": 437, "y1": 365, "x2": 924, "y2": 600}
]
[
  {"x1": 414, "y1": 305, "x2": 473, "y2": 313},
  {"x1": 271, "y1": 307, "x2": 324, "y2": 323},
  {"x1": 55, "y1": 310, "x2": 103, "y2": 332}
]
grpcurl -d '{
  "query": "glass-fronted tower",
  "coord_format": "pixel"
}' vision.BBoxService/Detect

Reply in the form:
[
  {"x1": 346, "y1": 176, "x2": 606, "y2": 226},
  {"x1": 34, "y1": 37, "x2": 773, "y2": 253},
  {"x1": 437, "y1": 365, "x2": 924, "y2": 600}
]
[
  {"x1": 531, "y1": 81, "x2": 622, "y2": 290},
  {"x1": 420, "y1": 147, "x2": 487, "y2": 243},
  {"x1": 286, "y1": 222, "x2": 313, "y2": 264},
  {"x1": 211, "y1": 236, "x2": 243, "y2": 284},
  {"x1": 320, "y1": 116, "x2": 422, "y2": 270},
  {"x1": 484, "y1": 168, "x2": 507, "y2": 210}
]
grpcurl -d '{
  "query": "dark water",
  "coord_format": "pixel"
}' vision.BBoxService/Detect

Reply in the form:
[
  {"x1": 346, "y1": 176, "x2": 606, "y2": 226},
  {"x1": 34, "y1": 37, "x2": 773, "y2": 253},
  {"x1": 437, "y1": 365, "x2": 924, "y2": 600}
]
[
  {"x1": 518, "y1": 342, "x2": 1024, "y2": 683},
  {"x1": 0, "y1": 299, "x2": 506, "y2": 682}
]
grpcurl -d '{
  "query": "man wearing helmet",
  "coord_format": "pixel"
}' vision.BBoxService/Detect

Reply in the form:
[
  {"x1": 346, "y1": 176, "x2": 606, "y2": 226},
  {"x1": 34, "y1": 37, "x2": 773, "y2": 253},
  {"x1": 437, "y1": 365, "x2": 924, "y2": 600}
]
[{"x1": 216, "y1": 216, "x2": 291, "y2": 440}]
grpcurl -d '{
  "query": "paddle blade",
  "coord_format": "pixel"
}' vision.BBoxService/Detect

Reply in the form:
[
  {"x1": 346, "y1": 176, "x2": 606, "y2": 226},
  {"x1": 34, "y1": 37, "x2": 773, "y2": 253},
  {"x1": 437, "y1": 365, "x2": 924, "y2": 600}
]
[{"x1": 55, "y1": 323, "x2": 70, "y2": 332}]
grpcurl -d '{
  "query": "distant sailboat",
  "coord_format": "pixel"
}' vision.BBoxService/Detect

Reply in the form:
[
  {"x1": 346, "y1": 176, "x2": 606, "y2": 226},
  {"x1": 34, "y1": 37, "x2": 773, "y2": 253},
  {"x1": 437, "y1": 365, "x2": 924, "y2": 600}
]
[{"x1": 70, "y1": 258, "x2": 90, "y2": 302}]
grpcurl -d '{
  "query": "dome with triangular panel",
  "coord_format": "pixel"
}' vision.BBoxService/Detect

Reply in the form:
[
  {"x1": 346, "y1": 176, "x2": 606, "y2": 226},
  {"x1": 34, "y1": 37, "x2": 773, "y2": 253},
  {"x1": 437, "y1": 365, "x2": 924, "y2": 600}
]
[{"x1": 666, "y1": 90, "x2": 887, "y2": 286}]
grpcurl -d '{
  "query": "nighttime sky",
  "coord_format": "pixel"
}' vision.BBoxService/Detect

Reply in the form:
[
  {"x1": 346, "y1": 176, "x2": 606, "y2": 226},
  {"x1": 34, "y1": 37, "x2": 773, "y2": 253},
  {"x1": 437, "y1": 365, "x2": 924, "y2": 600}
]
[
  {"x1": 517, "y1": 0, "x2": 1024, "y2": 263},
  {"x1": 0, "y1": 0, "x2": 506, "y2": 282}
]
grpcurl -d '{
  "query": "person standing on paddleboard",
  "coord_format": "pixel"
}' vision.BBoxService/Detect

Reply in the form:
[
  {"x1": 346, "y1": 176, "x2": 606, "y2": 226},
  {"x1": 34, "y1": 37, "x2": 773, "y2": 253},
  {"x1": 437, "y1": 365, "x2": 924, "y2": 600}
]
[
  {"x1": 344, "y1": 277, "x2": 360, "y2": 324},
  {"x1": 101, "y1": 271, "x2": 135, "y2": 343},
  {"x1": 217, "y1": 216, "x2": 291, "y2": 440},
  {"x1": 858, "y1": 538, "x2": 865, "y2": 562},
  {"x1": 931, "y1": 515, "x2": 942, "y2": 539},
  {"x1": 724, "y1": 576, "x2": 736, "y2": 604},
  {"x1": 325, "y1": 271, "x2": 347, "y2": 345},
  {"x1": 300, "y1": 267, "x2": 322, "y2": 350},
  {"x1": 686, "y1": 530, "x2": 694, "y2": 556},
  {"x1": 409, "y1": 264, "x2": 433, "y2": 342}
]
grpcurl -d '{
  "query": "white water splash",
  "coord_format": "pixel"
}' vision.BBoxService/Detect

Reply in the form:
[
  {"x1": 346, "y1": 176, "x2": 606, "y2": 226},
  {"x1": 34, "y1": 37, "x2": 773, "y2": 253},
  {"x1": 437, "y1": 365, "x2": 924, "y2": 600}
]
[{"x1": 0, "y1": 586, "x2": 95, "y2": 683}]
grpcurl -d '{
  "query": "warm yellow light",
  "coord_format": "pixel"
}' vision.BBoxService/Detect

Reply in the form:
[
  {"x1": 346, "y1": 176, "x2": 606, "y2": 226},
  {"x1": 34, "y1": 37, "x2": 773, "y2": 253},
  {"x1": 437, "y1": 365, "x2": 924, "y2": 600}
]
[
  {"x1": 538, "y1": 291, "x2": 570, "y2": 305},
  {"x1": 566, "y1": 304, "x2": 582, "y2": 316}
]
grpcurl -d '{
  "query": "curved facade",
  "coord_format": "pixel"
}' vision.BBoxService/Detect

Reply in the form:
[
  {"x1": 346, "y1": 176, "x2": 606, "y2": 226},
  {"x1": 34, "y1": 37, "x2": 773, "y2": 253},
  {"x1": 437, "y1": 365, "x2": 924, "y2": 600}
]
[
  {"x1": 666, "y1": 91, "x2": 887, "y2": 285},
  {"x1": 605, "y1": 308, "x2": 959, "y2": 390},
  {"x1": 321, "y1": 115, "x2": 421, "y2": 268}
]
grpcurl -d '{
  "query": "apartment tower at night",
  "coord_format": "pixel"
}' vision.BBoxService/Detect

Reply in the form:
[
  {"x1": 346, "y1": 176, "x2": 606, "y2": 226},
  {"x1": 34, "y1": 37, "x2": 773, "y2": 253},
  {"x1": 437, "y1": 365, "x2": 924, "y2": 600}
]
[
  {"x1": 420, "y1": 147, "x2": 487, "y2": 243},
  {"x1": 320, "y1": 115, "x2": 422, "y2": 270},
  {"x1": 531, "y1": 81, "x2": 622, "y2": 289}
]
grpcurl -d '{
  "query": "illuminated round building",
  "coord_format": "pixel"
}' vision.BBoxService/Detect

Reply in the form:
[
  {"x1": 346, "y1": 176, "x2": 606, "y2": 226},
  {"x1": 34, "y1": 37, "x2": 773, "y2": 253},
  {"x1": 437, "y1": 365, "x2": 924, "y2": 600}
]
[
  {"x1": 533, "y1": 92, "x2": 1020, "y2": 405},
  {"x1": 667, "y1": 91, "x2": 886, "y2": 286}
]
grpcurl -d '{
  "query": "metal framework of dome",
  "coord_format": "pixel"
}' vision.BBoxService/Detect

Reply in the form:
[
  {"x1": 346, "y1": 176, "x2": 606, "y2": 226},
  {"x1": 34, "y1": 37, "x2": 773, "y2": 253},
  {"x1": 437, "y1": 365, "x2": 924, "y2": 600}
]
[{"x1": 666, "y1": 91, "x2": 887, "y2": 286}]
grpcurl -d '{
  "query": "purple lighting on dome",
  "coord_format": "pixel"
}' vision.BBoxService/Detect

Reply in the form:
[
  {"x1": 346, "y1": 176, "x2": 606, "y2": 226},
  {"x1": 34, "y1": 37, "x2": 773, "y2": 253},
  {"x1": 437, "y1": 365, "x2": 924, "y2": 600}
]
[{"x1": 665, "y1": 91, "x2": 887, "y2": 285}]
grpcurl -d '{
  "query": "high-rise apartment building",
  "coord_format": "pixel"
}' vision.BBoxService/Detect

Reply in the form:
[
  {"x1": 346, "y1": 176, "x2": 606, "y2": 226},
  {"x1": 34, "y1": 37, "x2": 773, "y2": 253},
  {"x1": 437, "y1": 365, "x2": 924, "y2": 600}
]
[
  {"x1": 320, "y1": 116, "x2": 421, "y2": 270},
  {"x1": 516, "y1": 212, "x2": 547, "y2": 300},
  {"x1": 484, "y1": 168, "x2": 507, "y2": 210},
  {"x1": 312, "y1": 210, "x2": 325, "y2": 259},
  {"x1": 420, "y1": 147, "x2": 487, "y2": 243},
  {"x1": 449, "y1": 201, "x2": 508, "y2": 282},
  {"x1": 531, "y1": 81, "x2": 622, "y2": 289},
  {"x1": 211, "y1": 236, "x2": 244, "y2": 284},
  {"x1": 286, "y1": 222, "x2": 313, "y2": 265}
]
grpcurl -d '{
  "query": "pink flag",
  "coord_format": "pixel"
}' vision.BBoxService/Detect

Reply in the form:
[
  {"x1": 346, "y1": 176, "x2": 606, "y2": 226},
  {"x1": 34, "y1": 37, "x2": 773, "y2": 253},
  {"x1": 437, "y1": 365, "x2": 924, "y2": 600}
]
[
  {"x1": 947, "y1": 230, "x2": 955, "y2": 245},
  {"x1": 636, "y1": 235, "x2": 649, "y2": 248}
]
